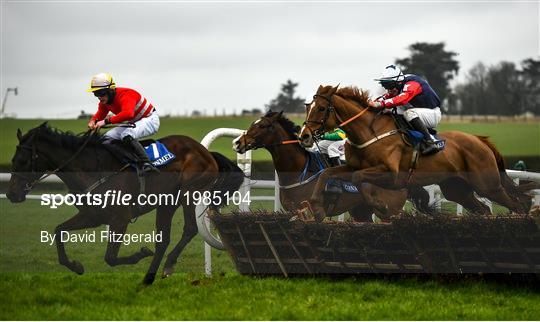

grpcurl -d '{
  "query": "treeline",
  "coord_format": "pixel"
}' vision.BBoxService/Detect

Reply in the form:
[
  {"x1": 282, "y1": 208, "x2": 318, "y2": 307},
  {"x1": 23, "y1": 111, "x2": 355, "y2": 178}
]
[
  {"x1": 449, "y1": 59, "x2": 539, "y2": 115},
  {"x1": 266, "y1": 42, "x2": 539, "y2": 116}
]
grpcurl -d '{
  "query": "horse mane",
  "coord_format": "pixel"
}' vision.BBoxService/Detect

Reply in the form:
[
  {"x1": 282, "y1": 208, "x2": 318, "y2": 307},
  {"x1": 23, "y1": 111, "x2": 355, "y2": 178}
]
[
  {"x1": 335, "y1": 86, "x2": 371, "y2": 108},
  {"x1": 264, "y1": 111, "x2": 300, "y2": 137},
  {"x1": 29, "y1": 123, "x2": 105, "y2": 149}
]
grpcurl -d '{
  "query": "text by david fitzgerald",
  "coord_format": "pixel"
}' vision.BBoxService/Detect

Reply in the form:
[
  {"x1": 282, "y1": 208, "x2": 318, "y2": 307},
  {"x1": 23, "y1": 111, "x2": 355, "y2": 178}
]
[{"x1": 41, "y1": 230, "x2": 162, "y2": 246}]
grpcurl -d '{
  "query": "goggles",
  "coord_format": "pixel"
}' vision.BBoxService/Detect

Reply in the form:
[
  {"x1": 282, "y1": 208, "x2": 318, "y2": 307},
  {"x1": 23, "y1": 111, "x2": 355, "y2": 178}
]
[
  {"x1": 93, "y1": 88, "x2": 109, "y2": 98},
  {"x1": 380, "y1": 81, "x2": 398, "y2": 90}
]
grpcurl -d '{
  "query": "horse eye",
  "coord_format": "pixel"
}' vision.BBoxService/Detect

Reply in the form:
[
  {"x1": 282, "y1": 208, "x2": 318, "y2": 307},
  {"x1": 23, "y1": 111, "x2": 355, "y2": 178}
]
[{"x1": 318, "y1": 106, "x2": 325, "y2": 112}]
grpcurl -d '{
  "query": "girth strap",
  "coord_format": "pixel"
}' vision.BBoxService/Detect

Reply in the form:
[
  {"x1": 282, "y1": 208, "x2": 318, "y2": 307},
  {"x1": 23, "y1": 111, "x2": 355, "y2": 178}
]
[
  {"x1": 347, "y1": 129, "x2": 400, "y2": 150},
  {"x1": 279, "y1": 168, "x2": 325, "y2": 190}
]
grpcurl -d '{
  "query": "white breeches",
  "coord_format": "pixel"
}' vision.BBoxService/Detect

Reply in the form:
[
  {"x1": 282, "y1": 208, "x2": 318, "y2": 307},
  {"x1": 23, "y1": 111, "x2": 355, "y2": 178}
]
[
  {"x1": 104, "y1": 112, "x2": 160, "y2": 140},
  {"x1": 307, "y1": 139, "x2": 346, "y2": 160},
  {"x1": 403, "y1": 107, "x2": 442, "y2": 129}
]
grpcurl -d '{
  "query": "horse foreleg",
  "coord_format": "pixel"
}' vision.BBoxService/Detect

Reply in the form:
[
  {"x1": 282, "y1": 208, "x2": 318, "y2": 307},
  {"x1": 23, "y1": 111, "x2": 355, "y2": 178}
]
[
  {"x1": 350, "y1": 165, "x2": 396, "y2": 188},
  {"x1": 309, "y1": 165, "x2": 354, "y2": 221},
  {"x1": 362, "y1": 186, "x2": 407, "y2": 220},
  {"x1": 349, "y1": 205, "x2": 374, "y2": 222},
  {"x1": 103, "y1": 221, "x2": 154, "y2": 267},
  {"x1": 163, "y1": 204, "x2": 198, "y2": 278},
  {"x1": 54, "y1": 212, "x2": 100, "y2": 274},
  {"x1": 142, "y1": 206, "x2": 174, "y2": 285}
]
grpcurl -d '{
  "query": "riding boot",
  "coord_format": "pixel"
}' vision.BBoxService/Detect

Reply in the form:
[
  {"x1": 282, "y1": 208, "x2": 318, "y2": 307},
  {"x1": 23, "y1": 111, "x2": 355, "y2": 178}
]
[
  {"x1": 122, "y1": 136, "x2": 159, "y2": 173},
  {"x1": 408, "y1": 117, "x2": 440, "y2": 155},
  {"x1": 329, "y1": 156, "x2": 342, "y2": 167}
]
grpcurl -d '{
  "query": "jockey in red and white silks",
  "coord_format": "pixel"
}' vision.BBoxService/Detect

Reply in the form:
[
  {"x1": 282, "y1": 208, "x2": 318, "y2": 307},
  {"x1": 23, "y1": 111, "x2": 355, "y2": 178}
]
[
  {"x1": 368, "y1": 65, "x2": 442, "y2": 155},
  {"x1": 87, "y1": 73, "x2": 160, "y2": 172}
]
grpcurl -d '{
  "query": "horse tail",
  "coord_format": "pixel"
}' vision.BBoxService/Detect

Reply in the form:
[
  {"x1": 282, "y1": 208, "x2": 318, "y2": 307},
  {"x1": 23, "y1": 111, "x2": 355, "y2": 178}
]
[
  {"x1": 475, "y1": 136, "x2": 531, "y2": 205},
  {"x1": 407, "y1": 186, "x2": 435, "y2": 215},
  {"x1": 209, "y1": 152, "x2": 245, "y2": 208}
]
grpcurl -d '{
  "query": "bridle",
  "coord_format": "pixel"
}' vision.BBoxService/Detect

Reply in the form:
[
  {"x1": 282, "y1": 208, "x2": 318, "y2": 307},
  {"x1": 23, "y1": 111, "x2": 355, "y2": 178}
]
[
  {"x1": 11, "y1": 130, "x2": 98, "y2": 192},
  {"x1": 11, "y1": 141, "x2": 42, "y2": 193},
  {"x1": 303, "y1": 93, "x2": 371, "y2": 140},
  {"x1": 241, "y1": 116, "x2": 300, "y2": 151}
]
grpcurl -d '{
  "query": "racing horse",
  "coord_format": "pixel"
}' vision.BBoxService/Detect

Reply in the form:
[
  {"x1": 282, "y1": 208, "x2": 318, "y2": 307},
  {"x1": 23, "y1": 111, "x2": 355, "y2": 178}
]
[
  {"x1": 299, "y1": 85, "x2": 530, "y2": 221},
  {"x1": 234, "y1": 111, "x2": 431, "y2": 221},
  {"x1": 6, "y1": 123, "x2": 243, "y2": 285}
]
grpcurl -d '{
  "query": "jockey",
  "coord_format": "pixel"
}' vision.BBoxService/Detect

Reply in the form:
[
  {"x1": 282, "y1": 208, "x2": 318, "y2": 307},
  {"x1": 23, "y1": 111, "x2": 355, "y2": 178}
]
[
  {"x1": 368, "y1": 65, "x2": 442, "y2": 155},
  {"x1": 86, "y1": 73, "x2": 160, "y2": 172},
  {"x1": 308, "y1": 128, "x2": 346, "y2": 166}
]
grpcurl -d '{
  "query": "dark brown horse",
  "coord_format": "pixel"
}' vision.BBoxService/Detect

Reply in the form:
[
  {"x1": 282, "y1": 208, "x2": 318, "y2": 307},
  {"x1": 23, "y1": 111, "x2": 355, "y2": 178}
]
[
  {"x1": 7, "y1": 123, "x2": 243, "y2": 284},
  {"x1": 234, "y1": 111, "x2": 431, "y2": 221},
  {"x1": 299, "y1": 85, "x2": 529, "y2": 221}
]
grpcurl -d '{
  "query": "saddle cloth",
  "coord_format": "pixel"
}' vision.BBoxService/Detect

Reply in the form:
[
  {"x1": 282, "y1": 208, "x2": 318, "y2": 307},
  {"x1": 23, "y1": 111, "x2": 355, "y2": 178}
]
[
  {"x1": 103, "y1": 139, "x2": 176, "y2": 168},
  {"x1": 144, "y1": 141, "x2": 176, "y2": 167},
  {"x1": 324, "y1": 178, "x2": 360, "y2": 194}
]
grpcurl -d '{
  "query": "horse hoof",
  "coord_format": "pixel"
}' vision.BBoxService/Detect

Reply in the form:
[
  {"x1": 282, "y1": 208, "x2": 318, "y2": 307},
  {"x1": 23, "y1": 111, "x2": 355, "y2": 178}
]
[
  {"x1": 162, "y1": 266, "x2": 175, "y2": 278},
  {"x1": 140, "y1": 246, "x2": 154, "y2": 257},
  {"x1": 71, "y1": 260, "x2": 85, "y2": 275},
  {"x1": 143, "y1": 273, "x2": 156, "y2": 285}
]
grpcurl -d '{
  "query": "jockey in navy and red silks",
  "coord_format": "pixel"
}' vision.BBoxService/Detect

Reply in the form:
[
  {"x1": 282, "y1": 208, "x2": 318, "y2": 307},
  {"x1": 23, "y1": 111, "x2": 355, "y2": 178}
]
[
  {"x1": 368, "y1": 65, "x2": 442, "y2": 155},
  {"x1": 87, "y1": 73, "x2": 160, "y2": 172}
]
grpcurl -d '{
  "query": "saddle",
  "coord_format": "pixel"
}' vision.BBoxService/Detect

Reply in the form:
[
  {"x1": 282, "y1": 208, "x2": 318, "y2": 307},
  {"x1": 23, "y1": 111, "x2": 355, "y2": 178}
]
[
  {"x1": 390, "y1": 112, "x2": 445, "y2": 151},
  {"x1": 103, "y1": 139, "x2": 175, "y2": 168}
]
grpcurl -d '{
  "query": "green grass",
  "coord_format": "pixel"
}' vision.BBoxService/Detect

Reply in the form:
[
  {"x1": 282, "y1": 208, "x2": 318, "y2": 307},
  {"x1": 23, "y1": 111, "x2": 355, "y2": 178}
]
[
  {"x1": 2, "y1": 273, "x2": 539, "y2": 320},
  {"x1": 1, "y1": 117, "x2": 538, "y2": 167},
  {"x1": 1, "y1": 200, "x2": 539, "y2": 320},
  {"x1": 1, "y1": 117, "x2": 539, "y2": 320}
]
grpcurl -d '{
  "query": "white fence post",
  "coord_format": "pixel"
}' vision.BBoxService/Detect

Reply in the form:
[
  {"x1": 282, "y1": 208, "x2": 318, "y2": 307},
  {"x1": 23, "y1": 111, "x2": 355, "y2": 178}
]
[{"x1": 274, "y1": 171, "x2": 282, "y2": 211}]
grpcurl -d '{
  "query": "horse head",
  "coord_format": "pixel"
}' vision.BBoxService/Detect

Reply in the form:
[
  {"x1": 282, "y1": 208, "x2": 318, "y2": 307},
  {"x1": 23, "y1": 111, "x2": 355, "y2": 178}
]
[
  {"x1": 300, "y1": 84, "x2": 340, "y2": 147},
  {"x1": 300, "y1": 85, "x2": 374, "y2": 148},
  {"x1": 7, "y1": 123, "x2": 50, "y2": 202},
  {"x1": 233, "y1": 110, "x2": 300, "y2": 154}
]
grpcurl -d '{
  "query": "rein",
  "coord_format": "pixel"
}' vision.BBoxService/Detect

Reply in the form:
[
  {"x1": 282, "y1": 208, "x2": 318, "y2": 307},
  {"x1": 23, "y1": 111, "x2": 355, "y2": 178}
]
[
  {"x1": 306, "y1": 92, "x2": 399, "y2": 149},
  {"x1": 13, "y1": 129, "x2": 99, "y2": 191},
  {"x1": 280, "y1": 140, "x2": 300, "y2": 145},
  {"x1": 12, "y1": 122, "x2": 135, "y2": 191}
]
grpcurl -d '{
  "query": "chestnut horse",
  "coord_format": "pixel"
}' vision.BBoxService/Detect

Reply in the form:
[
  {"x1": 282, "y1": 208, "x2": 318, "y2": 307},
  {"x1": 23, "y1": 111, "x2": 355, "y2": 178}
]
[
  {"x1": 299, "y1": 85, "x2": 529, "y2": 221},
  {"x1": 234, "y1": 111, "x2": 431, "y2": 221},
  {"x1": 7, "y1": 123, "x2": 243, "y2": 285}
]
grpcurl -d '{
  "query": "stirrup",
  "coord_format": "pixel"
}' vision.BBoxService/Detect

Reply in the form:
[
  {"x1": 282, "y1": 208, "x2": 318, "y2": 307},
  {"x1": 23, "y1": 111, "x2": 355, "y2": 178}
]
[
  {"x1": 421, "y1": 142, "x2": 440, "y2": 155},
  {"x1": 141, "y1": 162, "x2": 160, "y2": 173}
]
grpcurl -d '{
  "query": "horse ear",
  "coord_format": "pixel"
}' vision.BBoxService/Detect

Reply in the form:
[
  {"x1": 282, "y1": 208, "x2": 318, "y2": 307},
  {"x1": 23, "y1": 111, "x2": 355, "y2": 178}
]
[
  {"x1": 278, "y1": 110, "x2": 284, "y2": 117},
  {"x1": 317, "y1": 85, "x2": 323, "y2": 93},
  {"x1": 329, "y1": 83, "x2": 340, "y2": 95},
  {"x1": 39, "y1": 121, "x2": 48, "y2": 128},
  {"x1": 17, "y1": 129, "x2": 22, "y2": 142}
]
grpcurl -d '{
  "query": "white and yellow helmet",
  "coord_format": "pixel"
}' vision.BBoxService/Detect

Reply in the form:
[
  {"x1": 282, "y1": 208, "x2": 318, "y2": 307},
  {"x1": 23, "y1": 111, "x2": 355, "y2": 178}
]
[{"x1": 86, "y1": 73, "x2": 116, "y2": 92}]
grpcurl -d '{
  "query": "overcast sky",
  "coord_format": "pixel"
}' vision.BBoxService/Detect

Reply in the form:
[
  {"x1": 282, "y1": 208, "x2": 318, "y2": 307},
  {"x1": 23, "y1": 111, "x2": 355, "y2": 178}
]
[{"x1": 1, "y1": 0, "x2": 539, "y2": 118}]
